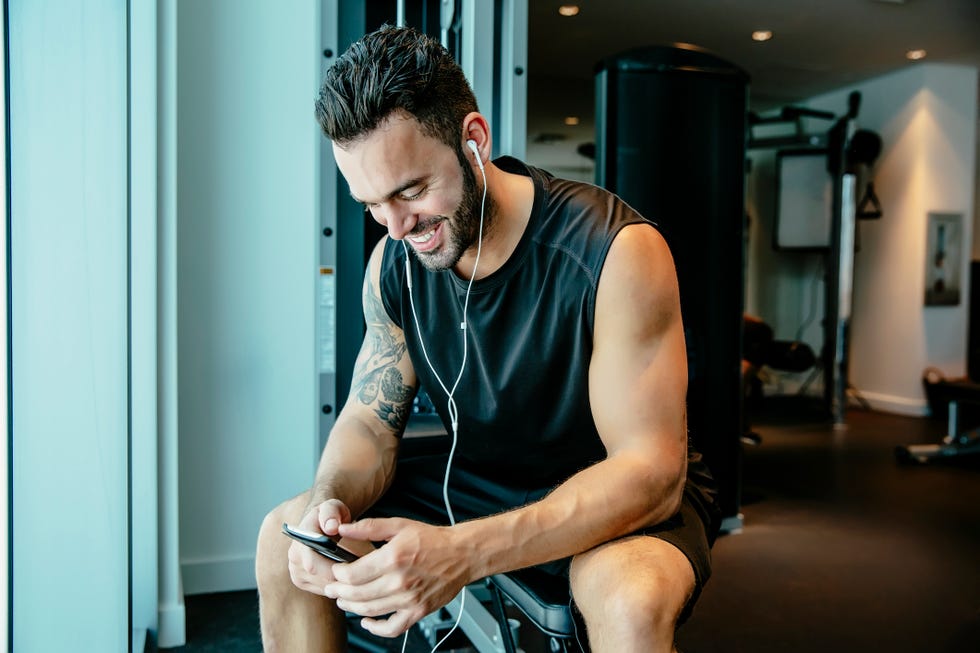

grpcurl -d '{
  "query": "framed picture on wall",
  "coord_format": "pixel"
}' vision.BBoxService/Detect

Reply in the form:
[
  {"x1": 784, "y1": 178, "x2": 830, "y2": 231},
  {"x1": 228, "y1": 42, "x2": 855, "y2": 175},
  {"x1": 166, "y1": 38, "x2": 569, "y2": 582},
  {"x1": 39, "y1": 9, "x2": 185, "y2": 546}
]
[{"x1": 924, "y1": 212, "x2": 963, "y2": 306}]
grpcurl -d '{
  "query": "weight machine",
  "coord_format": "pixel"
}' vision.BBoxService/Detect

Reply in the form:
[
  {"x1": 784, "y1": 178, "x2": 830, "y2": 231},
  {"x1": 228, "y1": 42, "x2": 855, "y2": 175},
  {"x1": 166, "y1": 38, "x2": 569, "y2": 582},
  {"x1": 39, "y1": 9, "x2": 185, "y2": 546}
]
[{"x1": 748, "y1": 92, "x2": 882, "y2": 425}]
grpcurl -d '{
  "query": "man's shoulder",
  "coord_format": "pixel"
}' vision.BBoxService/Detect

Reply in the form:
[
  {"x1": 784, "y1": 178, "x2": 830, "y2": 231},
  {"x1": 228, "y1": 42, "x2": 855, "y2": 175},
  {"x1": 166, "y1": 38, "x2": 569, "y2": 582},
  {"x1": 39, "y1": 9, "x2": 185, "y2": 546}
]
[
  {"x1": 493, "y1": 155, "x2": 628, "y2": 211},
  {"x1": 492, "y1": 155, "x2": 656, "y2": 269},
  {"x1": 536, "y1": 176, "x2": 651, "y2": 248}
]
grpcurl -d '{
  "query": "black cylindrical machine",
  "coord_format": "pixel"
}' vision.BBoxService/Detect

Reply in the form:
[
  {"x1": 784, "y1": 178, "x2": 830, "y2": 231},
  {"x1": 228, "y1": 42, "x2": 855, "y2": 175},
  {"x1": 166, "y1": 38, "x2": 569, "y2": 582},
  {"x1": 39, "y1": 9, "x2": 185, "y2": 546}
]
[{"x1": 595, "y1": 45, "x2": 748, "y2": 523}]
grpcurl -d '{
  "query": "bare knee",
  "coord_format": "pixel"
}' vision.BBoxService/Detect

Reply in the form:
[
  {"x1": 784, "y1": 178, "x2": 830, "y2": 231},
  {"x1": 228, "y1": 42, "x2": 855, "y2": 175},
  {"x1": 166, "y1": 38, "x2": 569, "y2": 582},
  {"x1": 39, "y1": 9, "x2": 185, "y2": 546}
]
[
  {"x1": 257, "y1": 492, "x2": 346, "y2": 652},
  {"x1": 255, "y1": 492, "x2": 310, "y2": 592},
  {"x1": 570, "y1": 537, "x2": 695, "y2": 649},
  {"x1": 571, "y1": 551, "x2": 684, "y2": 630}
]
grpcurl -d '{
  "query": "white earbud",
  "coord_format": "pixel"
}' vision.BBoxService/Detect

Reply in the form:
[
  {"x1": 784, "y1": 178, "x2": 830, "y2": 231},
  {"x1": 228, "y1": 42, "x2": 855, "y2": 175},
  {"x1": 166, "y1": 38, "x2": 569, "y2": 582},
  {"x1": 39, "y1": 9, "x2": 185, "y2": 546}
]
[{"x1": 466, "y1": 139, "x2": 483, "y2": 170}]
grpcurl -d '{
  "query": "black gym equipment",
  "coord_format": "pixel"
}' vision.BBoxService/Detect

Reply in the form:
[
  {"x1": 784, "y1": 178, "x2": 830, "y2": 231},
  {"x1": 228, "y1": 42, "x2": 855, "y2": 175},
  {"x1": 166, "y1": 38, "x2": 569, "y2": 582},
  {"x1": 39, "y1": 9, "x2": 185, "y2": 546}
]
[
  {"x1": 595, "y1": 44, "x2": 749, "y2": 530},
  {"x1": 749, "y1": 92, "x2": 884, "y2": 426},
  {"x1": 897, "y1": 372, "x2": 980, "y2": 464},
  {"x1": 897, "y1": 262, "x2": 980, "y2": 464}
]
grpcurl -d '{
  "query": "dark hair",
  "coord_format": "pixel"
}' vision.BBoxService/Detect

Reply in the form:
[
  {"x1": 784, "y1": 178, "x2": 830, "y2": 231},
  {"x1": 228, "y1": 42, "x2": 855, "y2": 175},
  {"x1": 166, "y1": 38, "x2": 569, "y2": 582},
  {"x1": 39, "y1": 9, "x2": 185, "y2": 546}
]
[{"x1": 315, "y1": 25, "x2": 478, "y2": 149}]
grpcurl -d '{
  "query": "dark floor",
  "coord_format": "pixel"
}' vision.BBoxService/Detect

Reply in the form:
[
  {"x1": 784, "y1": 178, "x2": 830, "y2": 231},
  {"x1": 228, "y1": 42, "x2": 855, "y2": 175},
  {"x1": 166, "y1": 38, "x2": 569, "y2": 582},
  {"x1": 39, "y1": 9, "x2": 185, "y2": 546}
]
[{"x1": 158, "y1": 399, "x2": 980, "y2": 652}]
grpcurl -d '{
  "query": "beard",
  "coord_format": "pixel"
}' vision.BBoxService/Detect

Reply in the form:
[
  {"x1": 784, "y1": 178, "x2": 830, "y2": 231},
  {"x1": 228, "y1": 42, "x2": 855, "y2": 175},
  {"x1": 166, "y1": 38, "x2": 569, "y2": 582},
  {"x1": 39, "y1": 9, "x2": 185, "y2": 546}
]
[{"x1": 409, "y1": 148, "x2": 492, "y2": 272}]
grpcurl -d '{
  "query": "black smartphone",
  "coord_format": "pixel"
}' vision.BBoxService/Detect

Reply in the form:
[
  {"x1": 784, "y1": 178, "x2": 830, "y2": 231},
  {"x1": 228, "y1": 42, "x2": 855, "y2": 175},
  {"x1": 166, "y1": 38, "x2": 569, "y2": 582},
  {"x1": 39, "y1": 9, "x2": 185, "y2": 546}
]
[{"x1": 281, "y1": 523, "x2": 360, "y2": 563}]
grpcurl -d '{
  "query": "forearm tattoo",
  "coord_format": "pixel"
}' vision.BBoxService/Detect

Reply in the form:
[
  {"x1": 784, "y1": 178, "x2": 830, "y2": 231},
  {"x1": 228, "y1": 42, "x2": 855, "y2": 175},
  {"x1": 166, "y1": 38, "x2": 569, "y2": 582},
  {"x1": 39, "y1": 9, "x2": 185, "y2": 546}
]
[{"x1": 351, "y1": 277, "x2": 414, "y2": 431}]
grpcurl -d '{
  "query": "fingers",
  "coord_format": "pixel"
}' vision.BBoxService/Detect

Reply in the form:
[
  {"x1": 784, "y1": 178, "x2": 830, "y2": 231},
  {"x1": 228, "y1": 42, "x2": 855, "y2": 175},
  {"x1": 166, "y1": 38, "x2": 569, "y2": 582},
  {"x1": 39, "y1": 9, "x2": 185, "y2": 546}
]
[
  {"x1": 338, "y1": 516, "x2": 405, "y2": 542},
  {"x1": 330, "y1": 590, "x2": 402, "y2": 620},
  {"x1": 323, "y1": 572, "x2": 395, "y2": 615},
  {"x1": 286, "y1": 537, "x2": 313, "y2": 573},
  {"x1": 324, "y1": 577, "x2": 425, "y2": 638},
  {"x1": 323, "y1": 562, "x2": 434, "y2": 622},
  {"x1": 286, "y1": 540, "x2": 337, "y2": 595},
  {"x1": 359, "y1": 611, "x2": 418, "y2": 639}
]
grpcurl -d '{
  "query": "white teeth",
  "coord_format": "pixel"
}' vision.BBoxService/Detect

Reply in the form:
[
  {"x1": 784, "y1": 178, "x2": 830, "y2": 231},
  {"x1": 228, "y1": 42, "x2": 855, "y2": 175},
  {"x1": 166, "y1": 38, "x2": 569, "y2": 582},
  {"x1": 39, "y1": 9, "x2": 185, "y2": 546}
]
[{"x1": 409, "y1": 230, "x2": 434, "y2": 243}]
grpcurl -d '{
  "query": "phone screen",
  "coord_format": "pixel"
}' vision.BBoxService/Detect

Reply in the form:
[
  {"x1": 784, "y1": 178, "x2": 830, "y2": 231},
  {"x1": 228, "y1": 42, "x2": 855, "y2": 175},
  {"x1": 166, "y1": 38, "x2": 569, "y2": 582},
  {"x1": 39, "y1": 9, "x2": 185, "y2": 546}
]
[{"x1": 281, "y1": 523, "x2": 360, "y2": 563}]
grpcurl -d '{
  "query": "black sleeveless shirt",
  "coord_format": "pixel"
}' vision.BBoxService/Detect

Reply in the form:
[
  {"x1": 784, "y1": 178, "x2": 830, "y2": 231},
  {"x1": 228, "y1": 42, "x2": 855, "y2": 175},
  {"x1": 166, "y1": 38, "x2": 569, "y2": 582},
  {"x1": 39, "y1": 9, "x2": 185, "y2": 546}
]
[{"x1": 380, "y1": 157, "x2": 709, "y2": 494}]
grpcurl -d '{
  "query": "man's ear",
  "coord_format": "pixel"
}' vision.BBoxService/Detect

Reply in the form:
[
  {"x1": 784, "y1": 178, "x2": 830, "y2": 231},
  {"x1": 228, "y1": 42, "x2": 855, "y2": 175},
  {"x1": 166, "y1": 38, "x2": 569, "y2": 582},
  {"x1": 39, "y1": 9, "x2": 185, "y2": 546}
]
[{"x1": 461, "y1": 111, "x2": 491, "y2": 160}]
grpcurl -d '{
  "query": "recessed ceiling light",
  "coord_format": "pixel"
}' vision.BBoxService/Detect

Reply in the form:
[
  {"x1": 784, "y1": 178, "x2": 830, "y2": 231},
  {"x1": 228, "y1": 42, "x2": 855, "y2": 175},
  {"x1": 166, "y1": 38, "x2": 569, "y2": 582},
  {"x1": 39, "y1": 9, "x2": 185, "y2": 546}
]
[
  {"x1": 751, "y1": 30, "x2": 773, "y2": 42},
  {"x1": 558, "y1": 5, "x2": 580, "y2": 17},
  {"x1": 564, "y1": 116, "x2": 580, "y2": 126},
  {"x1": 906, "y1": 49, "x2": 927, "y2": 61}
]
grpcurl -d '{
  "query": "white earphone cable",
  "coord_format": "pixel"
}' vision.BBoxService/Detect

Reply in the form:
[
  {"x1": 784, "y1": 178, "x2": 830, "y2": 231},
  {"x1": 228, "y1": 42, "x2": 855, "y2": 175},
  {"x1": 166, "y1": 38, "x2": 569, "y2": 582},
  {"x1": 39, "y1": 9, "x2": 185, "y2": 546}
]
[{"x1": 400, "y1": 151, "x2": 487, "y2": 652}]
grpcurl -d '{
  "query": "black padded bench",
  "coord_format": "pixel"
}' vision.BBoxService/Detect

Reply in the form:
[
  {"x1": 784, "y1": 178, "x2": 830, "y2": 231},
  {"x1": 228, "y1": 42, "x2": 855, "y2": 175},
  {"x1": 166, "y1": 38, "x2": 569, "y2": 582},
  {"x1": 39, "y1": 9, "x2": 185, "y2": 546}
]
[
  {"x1": 897, "y1": 375, "x2": 980, "y2": 463},
  {"x1": 487, "y1": 567, "x2": 580, "y2": 652},
  {"x1": 407, "y1": 568, "x2": 581, "y2": 653}
]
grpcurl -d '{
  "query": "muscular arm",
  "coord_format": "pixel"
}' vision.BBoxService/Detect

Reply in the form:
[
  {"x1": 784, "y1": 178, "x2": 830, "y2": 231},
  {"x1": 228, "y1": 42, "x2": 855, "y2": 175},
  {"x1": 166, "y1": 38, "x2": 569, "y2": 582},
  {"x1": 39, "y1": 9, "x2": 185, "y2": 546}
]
[
  {"x1": 452, "y1": 223, "x2": 689, "y2": 578},
  {"x1": 308, "y1": 238, "x2": 418, "y2": 518}
]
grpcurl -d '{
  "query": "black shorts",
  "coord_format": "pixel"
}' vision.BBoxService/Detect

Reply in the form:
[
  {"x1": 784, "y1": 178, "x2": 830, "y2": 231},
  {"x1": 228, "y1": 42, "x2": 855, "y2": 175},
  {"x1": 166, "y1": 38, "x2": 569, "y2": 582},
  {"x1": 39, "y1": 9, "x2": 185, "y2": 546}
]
[{"x1": 365, "y1": 437, "x2": 717, "y2": 624}]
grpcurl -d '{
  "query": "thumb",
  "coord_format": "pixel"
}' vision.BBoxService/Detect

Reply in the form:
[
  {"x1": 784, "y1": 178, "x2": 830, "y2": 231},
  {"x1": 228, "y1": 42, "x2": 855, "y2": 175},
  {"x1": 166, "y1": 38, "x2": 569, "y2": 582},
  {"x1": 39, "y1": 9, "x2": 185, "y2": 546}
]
[
  {"x1": 316, "y1": 499, "x2": 351, "y2": 536},
  {"x1": 338, "y1": 517, "x2": 405, "y2": 542}
]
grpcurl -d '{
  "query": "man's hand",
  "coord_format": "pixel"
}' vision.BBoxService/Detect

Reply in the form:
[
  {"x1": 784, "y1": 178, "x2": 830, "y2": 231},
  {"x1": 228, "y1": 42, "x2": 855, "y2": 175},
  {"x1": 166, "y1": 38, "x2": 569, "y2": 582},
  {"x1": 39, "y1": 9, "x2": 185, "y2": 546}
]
[
  {"x1": 286, "y1": 499, "x2": 353, "y2": 595},
  {"x1": 324, "y1": 517, "x2": 473, "y2": 638}
]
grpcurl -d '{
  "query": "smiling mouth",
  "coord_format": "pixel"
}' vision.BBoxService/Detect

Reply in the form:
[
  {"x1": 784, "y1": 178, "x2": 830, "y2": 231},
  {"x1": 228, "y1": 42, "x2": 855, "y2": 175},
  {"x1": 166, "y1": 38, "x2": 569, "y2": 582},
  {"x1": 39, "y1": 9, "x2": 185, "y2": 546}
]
[
  {"x1": 407, "y1": 220, "x2": 443, "y2": 247},
  {"x1": 409, "y1": 230, "x2": 435, "y2": 244}
]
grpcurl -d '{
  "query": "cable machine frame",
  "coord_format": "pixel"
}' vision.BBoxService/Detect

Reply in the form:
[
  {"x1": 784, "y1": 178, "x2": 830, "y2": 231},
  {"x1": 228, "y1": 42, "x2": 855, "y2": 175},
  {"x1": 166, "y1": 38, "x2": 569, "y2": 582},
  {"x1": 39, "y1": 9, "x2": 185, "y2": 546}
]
[{"x1": 747, "y1": 92, "x2": 869, "y2": 425}]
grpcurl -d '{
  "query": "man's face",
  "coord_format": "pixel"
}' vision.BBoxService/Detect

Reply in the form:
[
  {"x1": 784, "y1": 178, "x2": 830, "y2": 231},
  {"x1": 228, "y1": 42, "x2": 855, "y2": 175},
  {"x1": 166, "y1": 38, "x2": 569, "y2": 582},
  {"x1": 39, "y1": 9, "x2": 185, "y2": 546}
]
[{"x1": 333, "y1": 113, "x2": 484, "y2": 272}]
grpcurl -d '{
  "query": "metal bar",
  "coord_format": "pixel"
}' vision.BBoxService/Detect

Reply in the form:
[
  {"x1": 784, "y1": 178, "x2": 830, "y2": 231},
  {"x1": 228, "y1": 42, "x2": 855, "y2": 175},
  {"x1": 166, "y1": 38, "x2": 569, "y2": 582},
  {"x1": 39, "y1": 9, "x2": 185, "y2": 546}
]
[
  {"x1": 497, "y1": 0, "x2": 526, "y2": 158},
  {"x1": 833, "y1": 174, "x2": 857, "y2": 425},
  {"x1": 487, "y1": 582, "x2": 518, "y2": 653},
  {"x1": 461, "y1": 0, "x2": 494, "y2": 129},
  {"x1": 948, "y1": 400, "x2": 959, "y2": 442},
  {"x1": 442, "y1": 587, "x2": 507, "y2": 653}
]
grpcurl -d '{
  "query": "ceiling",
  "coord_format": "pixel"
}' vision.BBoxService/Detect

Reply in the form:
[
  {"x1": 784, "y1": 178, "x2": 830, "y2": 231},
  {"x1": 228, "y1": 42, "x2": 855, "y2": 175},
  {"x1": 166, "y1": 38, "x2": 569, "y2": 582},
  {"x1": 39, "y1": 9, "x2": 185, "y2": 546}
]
[{"x1": 525, "y1": 0, "x2": 980, "y2": 166}]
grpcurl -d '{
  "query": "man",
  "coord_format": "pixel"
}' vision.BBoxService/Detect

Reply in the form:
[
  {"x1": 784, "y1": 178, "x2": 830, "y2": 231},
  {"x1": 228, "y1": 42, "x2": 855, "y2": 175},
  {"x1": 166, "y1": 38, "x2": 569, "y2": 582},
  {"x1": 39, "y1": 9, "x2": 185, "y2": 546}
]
[{"x1": 256, "y1": 25, "x2": 719, "y2": 652}]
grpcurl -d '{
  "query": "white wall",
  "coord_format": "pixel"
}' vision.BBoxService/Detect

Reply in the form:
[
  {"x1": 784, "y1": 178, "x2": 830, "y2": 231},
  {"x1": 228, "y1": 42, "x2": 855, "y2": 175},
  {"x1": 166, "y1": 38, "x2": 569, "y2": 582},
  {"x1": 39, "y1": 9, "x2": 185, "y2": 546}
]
[
  {"x1": 0, "y1": 7, "x2": 8, "y2": 648},
  {"x1": 8, "y1": 0, "x2": 130, "y2": 649},
  {"x1": 176, "y1": 0, "x2": 320, "y2": 593},
  {"x1": 747, "y1": 63, "x2": 979, "y2": 414}
]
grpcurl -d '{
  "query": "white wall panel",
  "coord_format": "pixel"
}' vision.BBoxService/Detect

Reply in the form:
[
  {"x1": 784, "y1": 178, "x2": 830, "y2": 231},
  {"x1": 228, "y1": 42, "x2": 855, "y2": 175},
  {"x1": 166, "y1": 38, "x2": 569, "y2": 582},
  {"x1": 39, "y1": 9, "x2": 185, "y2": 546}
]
[
  {"x1": 177, "y1": 0, "x2": 319, "y2": 593},
  {"x1": 1, "y1": 4, "x2": 9, "y2": 648},
  {"x1": 9, "y1": 0, "x2": 130, "y2": 649}
]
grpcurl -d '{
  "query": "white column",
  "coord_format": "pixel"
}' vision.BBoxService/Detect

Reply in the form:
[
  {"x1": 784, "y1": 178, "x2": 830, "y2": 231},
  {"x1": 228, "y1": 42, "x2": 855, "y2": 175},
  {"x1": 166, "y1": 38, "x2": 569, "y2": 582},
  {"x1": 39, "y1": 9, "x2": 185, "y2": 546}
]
[
  {"x1": 461, "y1": 0, "x2": 495, "y2": 135},
  {"x1": 9, "y1": 0, "x2": 130, "y2": 649},
  {"x1": 498, "y1": 0, "x2": 528, "y2": 159},
  {"x1": 0, "y1": 6, "x2": 9, "y2": 649},
  {"x1": 157, "y1": 0, "x2": 185, "y2": 647}
]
